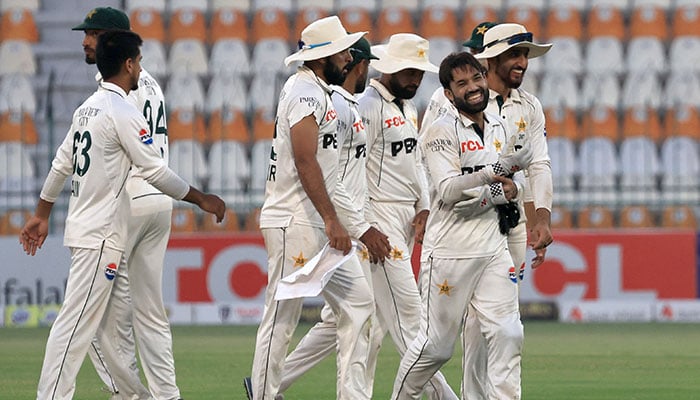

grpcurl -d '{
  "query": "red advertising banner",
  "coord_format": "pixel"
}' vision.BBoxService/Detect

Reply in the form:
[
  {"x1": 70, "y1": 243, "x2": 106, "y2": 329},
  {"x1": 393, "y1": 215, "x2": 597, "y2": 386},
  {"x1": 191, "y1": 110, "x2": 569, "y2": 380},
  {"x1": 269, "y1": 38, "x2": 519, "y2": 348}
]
[
  {"x1": 519, "y1": 230, "x2": 698, "y2": 301},
  {"x1": 164, "y1": 230, "x2": 698, "y2": 305}
]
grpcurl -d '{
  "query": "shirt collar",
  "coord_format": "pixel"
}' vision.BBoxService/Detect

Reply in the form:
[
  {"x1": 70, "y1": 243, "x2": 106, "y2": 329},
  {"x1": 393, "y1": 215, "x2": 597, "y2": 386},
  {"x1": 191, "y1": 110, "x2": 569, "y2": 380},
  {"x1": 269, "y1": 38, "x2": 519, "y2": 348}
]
[
  {"x1": 456, "y1": 110, "x2": 491, "y2": 130},
  {"x1": 488, "y1": 88, "x2": 521, "y2": 104},
  {"x1": 331, "y1": 84, "x2": 358, "y2": 104},
  {"x1": 99, "y1": 81, "x2": 128, "y2": 98},
  {"x1": 298, "y1": 65, "x2": 333, "y2": 94},
  {"x1": 369, "y1": 79, "x2": 396, "y2": 103}
]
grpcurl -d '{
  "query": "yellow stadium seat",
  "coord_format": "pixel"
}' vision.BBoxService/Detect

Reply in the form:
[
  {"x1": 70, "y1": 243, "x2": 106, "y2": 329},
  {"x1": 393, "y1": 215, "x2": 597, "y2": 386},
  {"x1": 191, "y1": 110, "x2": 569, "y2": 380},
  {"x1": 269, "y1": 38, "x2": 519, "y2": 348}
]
[
  {"x1": 0, "y1": 9, "x2": 38, "y2": 42},
  {"x1": 251, "y1": 7, "x2": 290, "y2": 42},
  {"x1": 171, "y1": 208, "x2": 199, "y2": 233},
  {"x1": 618, "y1": 205, "x2": 656, "y2": 228},
  {"x1": 209, "y1": 8, "x2": 249, "y2": 43},
  {"x1": 129, "y1": 8, "x2": 166, "y2": 42},
  {"x1": 202, "y1": 209, "x2": 240, "y2": 232},
  {"x1": 168, "y1": 8, "x2": 207, "y2": 43},
  {"x1": 661, "y1": 205, "x2": 697, "y2": 229},
  {"x1": 419, "y1": 7, "x2": 458, "y2": 40},
  {"x1": 577, "y1": 206, "x2": 615, "y2": 229},
  {"x1": 551, "y1": 206, "x2": 574, "y2": 229},
  {"x1": 376, "y1": 7, "x2": 416, "y2": 43}
]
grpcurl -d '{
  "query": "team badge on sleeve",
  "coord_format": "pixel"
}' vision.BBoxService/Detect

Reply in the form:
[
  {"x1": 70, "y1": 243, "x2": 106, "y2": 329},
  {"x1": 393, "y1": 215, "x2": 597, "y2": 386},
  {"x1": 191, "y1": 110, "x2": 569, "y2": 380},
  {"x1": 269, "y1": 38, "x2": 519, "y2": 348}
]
[
  {"x1": 139, "y1": 128, "x2": 153, "y2": 145},
  {"x1": 104, "y1": 262, "x2": 118, "y2": 280}
]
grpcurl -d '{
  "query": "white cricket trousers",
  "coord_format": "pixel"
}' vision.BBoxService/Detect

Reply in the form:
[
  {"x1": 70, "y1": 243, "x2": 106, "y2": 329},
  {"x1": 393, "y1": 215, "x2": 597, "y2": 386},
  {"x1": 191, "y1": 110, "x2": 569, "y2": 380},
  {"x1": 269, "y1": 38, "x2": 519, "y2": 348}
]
[
  {"x1": 392, "y1": 249, "x2": 523, "y2": 400},
  {"x1": 278, "y1": 252, "x2": 381, "y2": 398},
  {"x1": 252, "y1": 224, "x2": 374, "y2": 400},
  {"x1": 369, "y1": 201, "x2": 458, "y2": 400},
  {"x1": 95, "y1": 210, "x2": 180, "y2": 400},
  {"x1": 36, "y1": 244, "x2": 122, "y2": 400},
  {"x1": 462, "y1": 222, "x2": 527, "y2": 399}
]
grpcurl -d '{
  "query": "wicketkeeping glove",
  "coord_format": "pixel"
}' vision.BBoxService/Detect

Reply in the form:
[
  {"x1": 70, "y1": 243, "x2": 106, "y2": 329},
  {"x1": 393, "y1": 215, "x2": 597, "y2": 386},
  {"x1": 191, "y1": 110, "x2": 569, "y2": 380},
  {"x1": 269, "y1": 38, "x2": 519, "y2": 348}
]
[
  {"x1": 453, "y1": 182, "x2": 509, "y2": 219},
  {"x1": 490, "y1": 132, "x2": 534, "y2": 176}
]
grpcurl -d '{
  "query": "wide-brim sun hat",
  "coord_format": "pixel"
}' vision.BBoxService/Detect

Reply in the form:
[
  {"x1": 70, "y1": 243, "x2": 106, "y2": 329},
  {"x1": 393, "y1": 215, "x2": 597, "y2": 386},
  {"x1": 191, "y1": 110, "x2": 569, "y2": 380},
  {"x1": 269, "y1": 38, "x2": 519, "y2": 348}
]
[
  {"x1": 475, "y1": 23, "x2": 552, "y2": 60},
  {"x1": 370, "y1": 33, "x2": 439, "y2": 74},
  {"x1": 284, "y1": 16, "x2": 365, "y2": 66}
]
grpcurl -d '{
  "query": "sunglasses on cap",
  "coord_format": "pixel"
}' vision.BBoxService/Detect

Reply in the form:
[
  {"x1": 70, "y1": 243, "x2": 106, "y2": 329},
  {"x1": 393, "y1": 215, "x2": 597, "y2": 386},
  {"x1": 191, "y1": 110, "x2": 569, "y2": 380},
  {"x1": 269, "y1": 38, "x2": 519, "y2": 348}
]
[{"x1": 484, "y1": 32, "x2": 533, "y2": 49}]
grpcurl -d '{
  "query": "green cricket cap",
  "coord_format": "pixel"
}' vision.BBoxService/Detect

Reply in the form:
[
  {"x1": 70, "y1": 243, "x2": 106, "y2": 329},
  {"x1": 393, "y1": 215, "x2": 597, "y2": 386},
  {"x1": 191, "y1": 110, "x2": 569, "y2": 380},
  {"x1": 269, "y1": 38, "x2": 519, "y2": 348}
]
[
  {"x1": 72, "y1": 7, "x2": 130, "y2": 31},
  {"x1": 349, "y1": 37, "x2": 379, "y2": 60},
  {"x1": 462, "y1": 21, "x2": 497, "y2": 51}
]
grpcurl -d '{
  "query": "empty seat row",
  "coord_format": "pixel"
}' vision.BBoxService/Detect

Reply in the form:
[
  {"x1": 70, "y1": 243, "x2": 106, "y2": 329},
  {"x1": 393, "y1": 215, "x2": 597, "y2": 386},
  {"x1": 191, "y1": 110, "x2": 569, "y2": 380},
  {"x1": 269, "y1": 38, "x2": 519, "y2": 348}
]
[{"x1": 552, "y1": 204, "x2": 699, "y2": 230}]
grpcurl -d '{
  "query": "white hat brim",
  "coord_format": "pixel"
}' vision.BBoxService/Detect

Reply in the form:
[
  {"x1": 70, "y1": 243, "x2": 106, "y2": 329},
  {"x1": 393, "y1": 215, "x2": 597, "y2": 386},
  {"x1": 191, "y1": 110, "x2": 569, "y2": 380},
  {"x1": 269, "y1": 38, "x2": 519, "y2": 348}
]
[
  {"x1": 284, "y1": 31, "x2": 366, "y2": 66},
  {"x1": 370, "y1": 44, "x2": 439, "y2": 74},
  {"x1": 475, "y1": 42, "x2": 552, "y2": 60}
]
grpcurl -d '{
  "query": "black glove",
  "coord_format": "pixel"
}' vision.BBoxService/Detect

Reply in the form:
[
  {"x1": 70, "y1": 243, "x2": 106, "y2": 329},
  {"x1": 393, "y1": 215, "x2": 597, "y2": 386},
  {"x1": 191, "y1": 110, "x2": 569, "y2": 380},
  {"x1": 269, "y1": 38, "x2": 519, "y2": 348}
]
[{"x1": 496, "y1": 203, "x2": 520, "y2": 235}]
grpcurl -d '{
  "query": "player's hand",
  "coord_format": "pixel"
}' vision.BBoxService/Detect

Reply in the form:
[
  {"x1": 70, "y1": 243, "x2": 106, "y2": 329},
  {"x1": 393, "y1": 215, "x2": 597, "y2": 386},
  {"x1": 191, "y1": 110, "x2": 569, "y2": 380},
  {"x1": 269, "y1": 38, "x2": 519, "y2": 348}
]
[
  {"x1": 492, "y1": 133, "x2": 534, "y2": 176},
  {"x1": 529, "y1": 219, "x2": 553, "y2": 251},
  {"x1": 454, "y1": 176, "x2": 516, "y2": 219},
  {"x1": 325, "y1": 218, "x2": 351, "y2": 254},
  {"x1": 531, "y1": 247, "x2": 546, "y2": 269},
  {"x1": 19, "y1": 216, "x2": 49, "y2": 256},
  {"x1": 412, "y1": 209, "x2": 429, "y2": 245},
  {"x1": 198, "y1": 193, "x2": 226, "y2": 222},
  {"x1": 359, "y1": 226, "x2": 391, "y2": 263}
]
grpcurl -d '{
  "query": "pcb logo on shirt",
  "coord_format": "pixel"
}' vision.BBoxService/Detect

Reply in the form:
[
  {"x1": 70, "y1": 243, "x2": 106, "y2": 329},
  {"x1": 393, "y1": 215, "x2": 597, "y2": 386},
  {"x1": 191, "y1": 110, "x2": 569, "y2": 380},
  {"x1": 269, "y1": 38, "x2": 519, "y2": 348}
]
[
  {"x1": 104, "y1": 262, "x2": 118, "y2": 280},
  {"x1": 139, "y1": 128, "x2": 153, "y2": 145}
]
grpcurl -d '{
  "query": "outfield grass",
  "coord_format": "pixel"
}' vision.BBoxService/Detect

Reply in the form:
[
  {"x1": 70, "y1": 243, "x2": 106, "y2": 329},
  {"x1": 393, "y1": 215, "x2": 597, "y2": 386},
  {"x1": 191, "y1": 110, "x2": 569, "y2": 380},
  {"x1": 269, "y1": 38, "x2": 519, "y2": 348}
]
[{"x1": 1, "y1": 322, "x2": 699, "y2": 399}]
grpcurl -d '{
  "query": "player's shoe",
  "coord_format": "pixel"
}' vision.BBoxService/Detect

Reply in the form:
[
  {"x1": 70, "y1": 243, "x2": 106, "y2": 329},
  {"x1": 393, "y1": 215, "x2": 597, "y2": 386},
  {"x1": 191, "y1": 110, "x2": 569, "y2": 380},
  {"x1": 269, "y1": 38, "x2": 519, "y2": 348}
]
[{"x1": 243, "y1": 377, "x2": 253, "y2": 400}]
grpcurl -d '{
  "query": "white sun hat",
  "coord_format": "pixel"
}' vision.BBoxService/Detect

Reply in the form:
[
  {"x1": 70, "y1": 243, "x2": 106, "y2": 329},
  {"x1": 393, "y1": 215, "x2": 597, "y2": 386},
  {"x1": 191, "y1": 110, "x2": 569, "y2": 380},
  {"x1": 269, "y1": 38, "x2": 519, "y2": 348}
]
[
  {"x1": 370, "y1": 33, "x2": 439, "y2": 74},
  {"x1": 475, "y1": 23, "x2": 552, "y2": 60},
  {"x1": 284, "y1": 15, "x2": 366, "y2": 66}
]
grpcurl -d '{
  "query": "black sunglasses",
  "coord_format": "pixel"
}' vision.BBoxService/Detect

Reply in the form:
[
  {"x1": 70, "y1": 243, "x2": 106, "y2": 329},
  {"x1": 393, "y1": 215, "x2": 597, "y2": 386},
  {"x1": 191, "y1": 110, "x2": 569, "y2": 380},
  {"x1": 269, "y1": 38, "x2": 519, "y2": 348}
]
[{"x1": 484, "y1": 32, "x2": 533, "y2": 49}]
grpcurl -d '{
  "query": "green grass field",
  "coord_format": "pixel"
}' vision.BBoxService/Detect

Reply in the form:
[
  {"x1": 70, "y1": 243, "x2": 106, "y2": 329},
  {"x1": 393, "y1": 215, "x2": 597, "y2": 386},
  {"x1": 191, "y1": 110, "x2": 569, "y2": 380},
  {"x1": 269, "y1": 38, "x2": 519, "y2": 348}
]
[{"x1": 1, "y1": 322, "x2": 700, "y2": 399}]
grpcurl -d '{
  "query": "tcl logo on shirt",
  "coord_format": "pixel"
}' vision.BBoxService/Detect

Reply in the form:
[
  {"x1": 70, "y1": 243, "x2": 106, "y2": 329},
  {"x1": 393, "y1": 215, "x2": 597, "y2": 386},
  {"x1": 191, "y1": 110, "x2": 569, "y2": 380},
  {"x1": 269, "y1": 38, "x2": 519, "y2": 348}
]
[
  {"x1": 384, "y1": 115, "x2": 406, "y2": 128},
  {"x1": 461, "y1": 140, "x2": 484, "y2": 152},
  {"x1": 325, "y1": 109, "x2": 337, "y2": 121},
  {"x1": 353, "y1": 119, "x2": 365, "y2": 133}
]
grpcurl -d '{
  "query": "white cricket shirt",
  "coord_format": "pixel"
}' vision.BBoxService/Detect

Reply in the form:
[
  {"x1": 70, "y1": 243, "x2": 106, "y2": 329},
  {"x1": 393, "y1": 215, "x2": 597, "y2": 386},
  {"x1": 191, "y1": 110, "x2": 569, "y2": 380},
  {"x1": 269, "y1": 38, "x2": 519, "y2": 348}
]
[
  {"x1": 421, "y1": 111, "x2": 509, "y2": 258},
  {"x1": 359, "y1": 79, "x2": 429, "y2": 211},
  {"x1": 259, "y1": 67, "x2": 341, "y2": 229},
  {"x1": 41, "y1": 82, "x2": 189, "y2": 251}
]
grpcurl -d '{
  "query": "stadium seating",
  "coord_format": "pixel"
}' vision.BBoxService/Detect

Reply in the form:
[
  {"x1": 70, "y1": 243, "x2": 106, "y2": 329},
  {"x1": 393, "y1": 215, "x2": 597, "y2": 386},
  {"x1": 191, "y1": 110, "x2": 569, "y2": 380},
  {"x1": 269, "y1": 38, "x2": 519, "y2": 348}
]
[
  {"x1": 628, "y1": 0, "x2": 670, "y2": 40},
  {"x1": 550, "y1": 205, "x2": 574, "y2": 229},
  {"x1": 129, "y1": 8, "x2": 166, "y2": 42},
  {"x1": 548, "y1": 136, "x2": 577, "y2": 206},
  {"x1": 660, "y1": 136, "x2": 700, "y2": 204},
  {"x1": 577, "y1": 205, "x2": 615, "y2": 229},
  {"x1": 577, "y1": 137, "x2": 619, "y2": 206},
  {"x1": 619, "y1": 205, "x2": 656, "y2": 228},
  {"x1": 0, "y1": 41, "x2": 36, "y2": 76},
  {"x1": 202, "y1": 208, "x2": 241, "y2": 232},
  {"x1": 0, "y1": 142, "x2": 36, "y2": 210},
  {"x1": 208, "y1": 139, "x2": 251, "y2": 208},
  {"x1": 376, "y1": 7, "x2": 416, "y2": 43},
  {"x1": 249, "y1": 139, "x2": 272, "y2": 206},
  {"x1": 661, "y1": 205, "x2": 697, "y2": 229},
  {"x1": 171, "y1": 207, "x2": 199, "y2": 233},
  {"x1": 209, "y1": 7, "x2": 249, "y2": 44},
  {"x1": 618, "y1": 136, "x2": 661, "y2": 205},
  {"x1": 0, "y1": 209, "x2": 31, "y2": 235},
  {"x1": 545, "y1": 1, "x2": 584, "y2": 40},
  {"x1": 586, "y1": 0, "x2": 626, "y2": 40}
]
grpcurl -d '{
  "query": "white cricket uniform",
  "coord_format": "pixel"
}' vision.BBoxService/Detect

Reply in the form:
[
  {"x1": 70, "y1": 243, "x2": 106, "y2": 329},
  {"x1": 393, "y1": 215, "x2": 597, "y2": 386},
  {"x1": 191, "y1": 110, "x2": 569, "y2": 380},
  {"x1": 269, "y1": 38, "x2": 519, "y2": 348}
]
[
  {"x1": 359, "y1": 79, "x2": 457, "y2": 400},
  {"x1": 36, "y1": 82, "x2": 189, "y2": 400},
  {"x1": 88, "y1": 69, "x2": 182, "y2": 400},
  {"x1": 252, "y1": 67, "x2": 374, "y2": 400},
  {"x1": 279, "y1": 85, "x2": 381, "y2": 399},
  {"x1": 421, "y1": 86, "x2": 553, "y2": 399},
  {"x1": 392, "y1": 111, "x2": 523, "y2": 400}
]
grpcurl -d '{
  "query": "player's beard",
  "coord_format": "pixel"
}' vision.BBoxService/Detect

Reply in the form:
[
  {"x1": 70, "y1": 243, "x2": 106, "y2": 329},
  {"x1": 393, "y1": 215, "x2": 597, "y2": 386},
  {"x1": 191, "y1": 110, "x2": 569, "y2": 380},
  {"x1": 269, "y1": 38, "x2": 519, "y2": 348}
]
[
  {"x1": 497, "y1": 63, "x2": 525, "y2": 89},
  {"x1": 389, "y1": 75, "x2": 418, "y2": 100},
  {"x1": 453, "y1": 86, "x2": 489, "y2": 115},
  {"x1": 324, "y1": 59, "x2": 347, "y2": 86}
]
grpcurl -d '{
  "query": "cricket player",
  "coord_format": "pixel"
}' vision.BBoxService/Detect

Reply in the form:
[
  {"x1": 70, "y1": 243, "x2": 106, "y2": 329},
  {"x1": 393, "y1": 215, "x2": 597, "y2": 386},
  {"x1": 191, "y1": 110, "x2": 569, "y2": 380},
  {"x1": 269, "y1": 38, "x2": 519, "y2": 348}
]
[
  {"x1": 69, "y1": 7, "x2": 184, "y2": 399},
  {"x1": 275, "y1": 37, "x2": 389, "y2": 400},
  {"x1": 419, "y1": 23, "x2": 554, "y2": 398},
  {"x1": 19, "y1": 30, "x2": 225, "y2": 400},
  {"x1": 359, "y1": 33, "x2": 458, "y2": 399},
  {"x1": 392, "y1": 51, "x2": 534, "y2": 400},
  {"x1": 247, "y1": 16, "x2": 382, "y2": 400}
]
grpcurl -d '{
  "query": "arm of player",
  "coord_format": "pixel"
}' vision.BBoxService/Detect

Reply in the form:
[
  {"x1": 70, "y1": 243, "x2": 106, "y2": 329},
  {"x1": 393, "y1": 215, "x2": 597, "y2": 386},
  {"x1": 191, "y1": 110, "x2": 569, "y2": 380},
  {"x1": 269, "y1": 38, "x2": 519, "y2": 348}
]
[
  {"x1": 526, "y1": 98, "x2": 554, "y2": 252},
  {"x1": 291, "y1": 115, "x2": 351, "y2": 254},
  {"x1": 20, "y1": 129, "x2": 74, "y2": 255},
  {"x1": 422, "y1": 123, "x2": 489, "y2": 204},
  {"x1": 116, "y1": 110, "x2": 226, "y2": 221}
]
